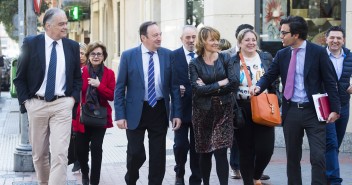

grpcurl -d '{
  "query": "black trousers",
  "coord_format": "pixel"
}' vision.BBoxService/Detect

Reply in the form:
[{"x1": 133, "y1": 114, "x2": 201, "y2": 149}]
[
  {"x1": 125, "y1": 100, "x2": 168, "y2": 185},
  {"x1": 173, "y1": 121, "x2": 201, "y2": 185},
  {"x1": 284, "y1": 104, "x2": 326, "y2": 185},
  {"x1": 75, "y1": 126, "x2": 107, "y2": 185},
  {"x1": 235, "y1": 101, "x2": 274, "y2": 185},
  {"x1": 199, "y1": 148, "x2": 228, "y2": 185}
]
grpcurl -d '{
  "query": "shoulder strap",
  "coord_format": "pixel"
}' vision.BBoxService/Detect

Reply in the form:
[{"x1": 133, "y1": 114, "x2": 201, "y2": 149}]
[{"x1": 239, "y1": 52, "x2": 253, "y2": 87}]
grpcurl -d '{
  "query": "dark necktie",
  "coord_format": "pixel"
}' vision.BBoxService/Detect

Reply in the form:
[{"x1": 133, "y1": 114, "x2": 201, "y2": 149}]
[
  {"x1": 189, "y1": 52, "x2": 195, "y2": 59},
  {"x1": 284, "y1": 48, "x2": 300, "y2": 100},
  {"x1": 45, "y1": 41, "x2": 57, "y2": 101},
  {"x1": 147, "y1": 51, "x2": 157, "y2": 107}
]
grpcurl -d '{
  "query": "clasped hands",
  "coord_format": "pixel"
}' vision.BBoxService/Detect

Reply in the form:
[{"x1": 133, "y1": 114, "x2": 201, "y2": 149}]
[{"x1": 88, "y1": 77, "x2": 100, "y2": 87}]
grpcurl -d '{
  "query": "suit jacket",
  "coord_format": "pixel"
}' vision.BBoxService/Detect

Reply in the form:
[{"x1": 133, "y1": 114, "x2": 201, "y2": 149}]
[
  {"x1": 73, "y1": 66, "x2": 115, "y2": 133},
  {"x1": 172, "y1": 47, "x2": 192, "y2": 123},
  {"x1": 14, "y1": 34, "x2": 82, "y2": 114},
  {"x1": 257, "y1": 41, "x2": 340, "y2": 121},
  {"x1": 114, "y1": 45, "x2": 182, "y2": 130}
]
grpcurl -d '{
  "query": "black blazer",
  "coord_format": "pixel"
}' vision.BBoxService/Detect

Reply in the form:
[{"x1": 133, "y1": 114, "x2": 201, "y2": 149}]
[
  {"x1": 14, "y1": 34, "x2": 82, "y2": 112},
  {"x1": 172, "y1": 47, "x2": 192, "y2": 123},
  {"x1": 189, "y1": 52, "x2": 240, "y2": 110},
  {"x1": 257, "y1": 41, "x2": 340, "y2": 121}
]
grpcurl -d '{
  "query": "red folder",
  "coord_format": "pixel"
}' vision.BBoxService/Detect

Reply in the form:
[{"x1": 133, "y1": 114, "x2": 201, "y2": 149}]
[{"x1": 318, "y1": 96, "x2": 331, "y2": 120}]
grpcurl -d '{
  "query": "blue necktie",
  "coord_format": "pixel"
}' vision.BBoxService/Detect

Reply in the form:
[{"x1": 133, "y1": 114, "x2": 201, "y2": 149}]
[
  {"x1": 147, "y1": 51, "x2": 157, "y2": 107},
  {"x1": 45, "y1": 41, "x2": 57, "y2": 101},
  {"x1": 189, "y1": 52, "x2": 195, "y2": 59}
]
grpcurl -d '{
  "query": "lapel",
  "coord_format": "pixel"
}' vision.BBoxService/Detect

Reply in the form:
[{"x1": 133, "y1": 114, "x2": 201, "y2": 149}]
[
  {"x1": 178, "y1": 47, "x2": 188, "y2": 69},
  {"x1": 38, "y1": 34, "x2": 46, "y2": 73},
  {"x1": 62, "y1": 38, "x2": 71, "y2": 78},
  {"x1": 158, "y1": 48, "x2": 165, "y2": 85},
  {"x1": 304, "y1": 42, "x2": 313, "y2": 78},
  {"x1": 136, "y1": 46, "x2": 144, "y2": 82}
]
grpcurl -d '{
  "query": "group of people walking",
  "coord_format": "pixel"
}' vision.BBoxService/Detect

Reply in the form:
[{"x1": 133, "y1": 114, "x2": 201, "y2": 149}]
[{"x1": 13, "y1": 7, "x2": 352, "y2": 185}]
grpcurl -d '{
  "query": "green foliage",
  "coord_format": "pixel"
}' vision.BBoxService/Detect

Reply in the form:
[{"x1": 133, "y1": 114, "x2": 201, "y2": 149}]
[
  {"x1": 0, "y1": 0, "x2": 51, "y2": 41},
  {"x1": 0, "y1": 0, "x2": 18, "y2": 41}
]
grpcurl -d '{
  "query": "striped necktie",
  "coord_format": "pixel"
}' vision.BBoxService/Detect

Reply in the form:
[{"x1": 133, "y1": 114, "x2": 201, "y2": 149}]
[
  {"x1": 147, "y1": 51, "x2": 157, "y2": 107},
  {"x1": 44, "y1": 41, "x2": 57, "y2": 101}
]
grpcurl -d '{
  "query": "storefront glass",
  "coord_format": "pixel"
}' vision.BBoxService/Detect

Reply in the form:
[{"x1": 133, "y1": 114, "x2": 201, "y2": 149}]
[
  {"x1": 259, "y1": 0, "x2": 343, "y2": 55},
  {"x1": 186, "y1": 0, "x2": 204, "y2": 27}
]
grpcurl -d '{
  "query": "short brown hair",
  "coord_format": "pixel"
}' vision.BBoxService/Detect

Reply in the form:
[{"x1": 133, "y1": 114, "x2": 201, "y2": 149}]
[
  {"x1": 219, "y1": 38, "x2": 232, "y2": 51},
  {"x1": 86, "y1": 41, "x2": 108, "y2": 61},
  {"x1": 195, "y1": 26, "x2": 220, "y2": 56}
]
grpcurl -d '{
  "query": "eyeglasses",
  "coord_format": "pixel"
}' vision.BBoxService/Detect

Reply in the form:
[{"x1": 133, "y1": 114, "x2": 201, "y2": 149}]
[
  {"x1": 89, "y1": 52, "x2": 103, "y2": 58},
  {"x1": 280, "y1": 31, "x2": 291, "y2": 36}
]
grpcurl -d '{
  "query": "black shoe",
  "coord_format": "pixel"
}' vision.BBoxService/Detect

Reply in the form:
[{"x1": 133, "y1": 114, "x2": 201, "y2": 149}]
[
  {"x1": 82, "y1": 174, "x2": 89, "y2": 185},
  {"x1": 260, "y1": 174, "x2": 270, "y2": 180},
  {"x1": 72, "y1": 161, "x2": 81, "y2": 172},
  {"x1": 175, "y1": 177, "x2": 185, "y2": 185}
]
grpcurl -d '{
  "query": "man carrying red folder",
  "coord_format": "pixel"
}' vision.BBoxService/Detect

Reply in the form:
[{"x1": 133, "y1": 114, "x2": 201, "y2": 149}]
[{"x1": 324, "y1": 26, "x2": 352, "y2": 185}]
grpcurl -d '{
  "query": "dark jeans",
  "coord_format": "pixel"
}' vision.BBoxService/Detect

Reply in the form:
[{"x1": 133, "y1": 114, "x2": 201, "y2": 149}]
[
  {"x1": 125, "y1": 100, "x2": 168, "y2": 185},
  {"x1": 75, "y1": 126, "x2": 107, "y2": 185},
  {"x1": 173, "y1": 121, "x2": 201, "y2": 184},
  {"x1": 284, "y1": 104, "x2": 326, "y2": 185},
  {"x1": 229, "y1": 135, "x2": 240, "y2": 170},
  {"x1": 326, "y1": 103, "x2": 349, "y2": 185},
  {"x1": 235, "y1": 101, "x2": 274, "y2": 185}
]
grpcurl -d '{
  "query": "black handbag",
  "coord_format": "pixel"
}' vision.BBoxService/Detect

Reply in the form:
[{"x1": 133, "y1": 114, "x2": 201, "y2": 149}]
[
  {"x1": 80, "y1": 103, "x2": 107, "y2": 127},
  {"x1": 233, "y1": 99, "x2": 246, "y2": 129}
]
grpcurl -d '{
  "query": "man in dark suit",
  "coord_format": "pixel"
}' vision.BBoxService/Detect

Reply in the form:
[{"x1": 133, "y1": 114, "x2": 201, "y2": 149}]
[
  {"x1": 115, "y1": 21, "x2": 182, "y2": 185},
  {"x1": 14, "y1": 8, "x2": 82, "y2": 185},
  {"x1": 250, "y1": 16, "x2": 340, "y2": 185},
  {"x1": 172, "y1": 25, "x2": 201, "y2": 185}
]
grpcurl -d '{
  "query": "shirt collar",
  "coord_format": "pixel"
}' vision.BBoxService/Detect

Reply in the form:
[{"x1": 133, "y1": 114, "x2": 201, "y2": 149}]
[
  {"x1": 326, "y1": 47, "x2": 346, "y2": 58},
  {"x1": 291, "y1": 40, "x2": 306, "y2": 51},
  {"x1": 45, "y1": 33, "x2": 63, "y2": 47},
  {"x1": 141, "y1": 43, "x2": 158, "y2": 54},
  {"x1": 182, "y1": 46, "x2": 196, "y2": 56}
]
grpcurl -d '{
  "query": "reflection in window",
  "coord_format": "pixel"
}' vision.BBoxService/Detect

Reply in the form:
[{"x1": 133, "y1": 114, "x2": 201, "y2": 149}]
[
  {"x1": 186, "y1": 0, "x2": 204, "y2": 27},
  {"x1": 259, "y1": 0, "x2": 342, "y2": 47}
]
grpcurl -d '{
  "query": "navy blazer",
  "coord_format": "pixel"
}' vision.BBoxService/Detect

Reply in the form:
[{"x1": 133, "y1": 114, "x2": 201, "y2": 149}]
[
  {"x1": 257, "y1": 41, "x2": 340, "y2": 121},
  {"x1": 114, "y1": 45, "x2": 182, "y2": 130},
  {"x1": 14, "y1": 34, "x2": 82, "y2": 106},
  {"x1": 172, "y1": 47, "x2": 192, "y2": 123}
]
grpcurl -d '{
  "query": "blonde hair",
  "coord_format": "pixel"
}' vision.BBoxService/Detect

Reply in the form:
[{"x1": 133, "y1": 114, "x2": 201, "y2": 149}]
[
  {"x1": 237, "y1": 29, "x2": 260, "y2": 51},
  {"x1": 195, "y1": 26, "x2": 220, "y2": 56},
  {"x1": 219, "y1": 38, "x2": 232, "y2": 51}
]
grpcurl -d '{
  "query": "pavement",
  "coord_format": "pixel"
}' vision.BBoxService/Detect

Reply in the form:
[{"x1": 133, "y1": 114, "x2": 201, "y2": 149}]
[{"x1": 1, "y1": 91, "x2": 352, "y2": 185}]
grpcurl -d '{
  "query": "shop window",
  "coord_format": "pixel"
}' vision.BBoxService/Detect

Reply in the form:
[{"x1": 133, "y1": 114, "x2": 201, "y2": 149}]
[
  {"x1": 259, "y1": 0, "x2": 343, "y2": 55},
  {"x1": 186, "y1": 0, "x2": 204, "y2": 27}
]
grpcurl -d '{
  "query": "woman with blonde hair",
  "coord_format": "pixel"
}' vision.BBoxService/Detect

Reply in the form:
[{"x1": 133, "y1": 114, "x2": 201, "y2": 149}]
[
  {"x1": 189, "y1": 26, "x2": 240, "y2": 185},
  {"x1": 233, "y1": 29, "x2": 275, "y2": 185}
]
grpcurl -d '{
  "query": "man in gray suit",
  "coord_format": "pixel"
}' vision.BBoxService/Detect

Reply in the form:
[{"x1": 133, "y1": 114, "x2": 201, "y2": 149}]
[{"x1": 114, "y1": 21, "x2": 182, "y2": 185}]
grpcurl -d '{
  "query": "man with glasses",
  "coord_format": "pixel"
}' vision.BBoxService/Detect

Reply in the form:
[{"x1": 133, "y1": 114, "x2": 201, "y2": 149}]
[
  {"x1": 14, "y1": 8, "x2": 82, "y2": 185},
  {"x1": 250, "y1": 16, "x2": 340, "y2": 185},
  {"x1": 324, "y1": 26, "x2": 352, "y2": 185},
  {"x1": 115, "y1": 21, "x2": 182, "y2": 185}
]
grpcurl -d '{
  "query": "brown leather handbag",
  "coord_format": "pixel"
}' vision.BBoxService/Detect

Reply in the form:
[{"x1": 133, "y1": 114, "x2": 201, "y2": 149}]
[
  {"x1": 239, "y1": 52, "x2": 281, "y2": 127},
  {"x1": 251, "y1": 93, "x2": 281, "y2": 126}
]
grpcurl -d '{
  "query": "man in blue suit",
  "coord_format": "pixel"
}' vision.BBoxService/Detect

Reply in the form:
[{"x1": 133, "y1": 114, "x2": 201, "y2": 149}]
[
  {"x1": 115, "y1": 21, "x2": 182, "y2": 185},
  {"x1": 250, "y1": 16, "x2": 340, "y2": 185},
  {"x1": 172, "y1": 25, "x2": 201, "y2": 185},
  {"x1": 14, "y1": 8, "x2": 82, "y2": 185}
]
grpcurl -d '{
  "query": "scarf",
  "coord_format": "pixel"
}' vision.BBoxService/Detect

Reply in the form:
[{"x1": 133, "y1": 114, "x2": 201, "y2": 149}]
[{"x1": 86, "y1": 62, "x2": 104, "y2": 112}]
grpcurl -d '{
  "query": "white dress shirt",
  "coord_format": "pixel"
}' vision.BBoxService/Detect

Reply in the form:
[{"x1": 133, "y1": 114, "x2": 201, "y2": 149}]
[{"x1": 36, "y1": 33, "x2": 66, "y2": 96}]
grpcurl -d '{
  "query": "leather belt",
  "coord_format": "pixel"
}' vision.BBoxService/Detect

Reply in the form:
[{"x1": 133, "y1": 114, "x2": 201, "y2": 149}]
[
  {"x1": 290, "y1": 102, "x2": 311, "y2": 109},
  {"x1": 34, "y1": 95, "x2": 66, "y2": 102}
]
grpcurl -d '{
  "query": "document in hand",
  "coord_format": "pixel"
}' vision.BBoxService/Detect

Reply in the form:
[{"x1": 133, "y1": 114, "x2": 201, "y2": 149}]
[{"x1": 312, "y1": 93, "x2": 331, "y2": 121}]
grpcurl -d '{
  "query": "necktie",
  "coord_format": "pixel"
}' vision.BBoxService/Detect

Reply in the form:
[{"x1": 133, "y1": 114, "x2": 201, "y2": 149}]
[
  {"x1": 189, "y1": 52, "x2": 195, "y2": 59},
  {"x1": 147, "y1": 51, "x2": 157, "y2": 107},
  {"x1": 284, "y1": 48, "x2": 300, "y2": 100},
  {"x1": 45, "y1": 41, "x2": 57, "y2": 101}
]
